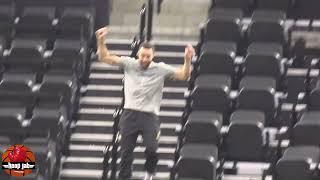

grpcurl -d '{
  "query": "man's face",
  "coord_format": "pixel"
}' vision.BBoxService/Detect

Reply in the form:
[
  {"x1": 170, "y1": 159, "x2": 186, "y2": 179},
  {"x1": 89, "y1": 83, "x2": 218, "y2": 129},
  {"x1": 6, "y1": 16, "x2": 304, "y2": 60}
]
[{"x1": 138, "y1": 47, "x2": 154, "y2": 69}]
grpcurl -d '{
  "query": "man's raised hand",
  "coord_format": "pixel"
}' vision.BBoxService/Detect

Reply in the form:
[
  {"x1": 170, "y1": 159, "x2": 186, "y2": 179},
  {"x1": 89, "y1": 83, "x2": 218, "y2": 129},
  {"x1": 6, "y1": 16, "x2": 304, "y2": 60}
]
[
  {"x1": 184, "y1": 44, "x2": 195, "y2": 62},
  {"x1": 95, "y1": 27, "x2": 108, "y2": 44}
]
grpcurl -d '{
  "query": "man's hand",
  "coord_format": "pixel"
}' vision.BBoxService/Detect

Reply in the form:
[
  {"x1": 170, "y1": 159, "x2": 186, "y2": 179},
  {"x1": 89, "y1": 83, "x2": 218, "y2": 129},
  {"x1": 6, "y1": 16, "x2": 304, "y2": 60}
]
[
  {"x1": 95, "y1": 27, "x2": 121, "y2": 66},
  {"x1": 95, "y1": 27, "x2": 108, "y2": 44},
  {"x1": 172, "y1": 44, "x2": 194, "y2": 81},
  {"x1": 184, "y1": 44, "x2": 195, "y2": 63}
]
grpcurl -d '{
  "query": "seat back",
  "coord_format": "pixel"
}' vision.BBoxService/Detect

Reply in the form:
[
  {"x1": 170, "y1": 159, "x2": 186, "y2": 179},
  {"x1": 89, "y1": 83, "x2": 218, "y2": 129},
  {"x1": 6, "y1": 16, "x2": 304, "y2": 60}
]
[
  {"x1": 205, "y1": 17, "x2": 241, "y2": 43},
  {"x1": 237, "y1": 88, "x2": 276, "y2": 125},
  {"x1": 191, "y1": 86, "x2": 231, "y2": 118}
]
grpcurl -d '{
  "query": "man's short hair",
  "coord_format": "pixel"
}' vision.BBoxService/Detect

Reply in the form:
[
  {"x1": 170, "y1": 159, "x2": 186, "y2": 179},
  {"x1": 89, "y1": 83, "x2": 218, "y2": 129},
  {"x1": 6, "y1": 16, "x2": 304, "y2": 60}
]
[{"x1": 139, "y1": 42, "x2": 155, "y2": 52}]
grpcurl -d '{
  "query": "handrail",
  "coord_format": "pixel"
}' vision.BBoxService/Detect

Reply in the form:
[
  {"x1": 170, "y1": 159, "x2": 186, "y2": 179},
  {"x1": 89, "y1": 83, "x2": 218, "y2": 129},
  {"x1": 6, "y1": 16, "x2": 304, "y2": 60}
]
[
  {"x1": 146, "y1": 0, "x2": 154, "y2": 41},
  {"x1": 140, "y1": 4, "x2": 147, "y2": 41}
]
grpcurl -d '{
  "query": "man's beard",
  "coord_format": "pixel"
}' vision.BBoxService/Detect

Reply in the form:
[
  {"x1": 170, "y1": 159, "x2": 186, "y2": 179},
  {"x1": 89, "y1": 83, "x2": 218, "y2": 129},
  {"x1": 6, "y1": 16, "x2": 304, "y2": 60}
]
[{"x1": 140, "y1": 61, "x2": 151, "y2": 69}]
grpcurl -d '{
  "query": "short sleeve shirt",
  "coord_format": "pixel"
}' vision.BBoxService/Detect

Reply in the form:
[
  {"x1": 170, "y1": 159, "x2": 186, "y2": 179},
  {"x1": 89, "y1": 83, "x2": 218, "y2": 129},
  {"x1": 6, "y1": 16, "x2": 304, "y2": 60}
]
[{"x1": 119, "y1": 56, "x2": 177, "y2": 115}]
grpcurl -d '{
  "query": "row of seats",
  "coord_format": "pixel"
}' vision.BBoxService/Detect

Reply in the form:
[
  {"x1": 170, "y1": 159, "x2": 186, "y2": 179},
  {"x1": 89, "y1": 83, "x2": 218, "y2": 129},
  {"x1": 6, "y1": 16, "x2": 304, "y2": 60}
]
[
  {"x1": 192, "y1": 42, "x2": 284, "y2": 91},
  {"x1": 191, "y1": 41, "x2": 320, "y2": 104},
  {"x1": 0, "y1": 0, "x2": 96, "y2": 19},
  {"x1": 0, "y1": 79, "x2": 77, "y2": 140},
  {"x1": 174, "y1": 79, "x2": 320, "y2": 180},
  {"x1": 0, "y1": 0, "x2": 95, "y2": 49},
  {"x1": 174, "y1": 1, "x2": 320, "y2": 179},
  {"x1": 0, "y1": 2, "x2": 92, "y2": 179},
  {"x1": 212, "y1": 0, "x2": 320, "y2": 19},
  {"x1": 0, "y1": 69, "x2": 78, "y2": 179},
  {"x1": 204, "y1": 8, "x2": 287, "y2": 56},
  {"x1": 0, "y1": 38, "x2": 88, "y2": 81},
  {"x1": 176, "y1": 145, "x2": 320, "y2": 180}
]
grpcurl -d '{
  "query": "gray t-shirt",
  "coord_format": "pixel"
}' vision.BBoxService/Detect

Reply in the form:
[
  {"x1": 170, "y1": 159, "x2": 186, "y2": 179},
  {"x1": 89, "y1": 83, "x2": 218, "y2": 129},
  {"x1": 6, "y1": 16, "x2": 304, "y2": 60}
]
[{"x1": 119, "y1": 56, "x2": 177, "y2": 115}]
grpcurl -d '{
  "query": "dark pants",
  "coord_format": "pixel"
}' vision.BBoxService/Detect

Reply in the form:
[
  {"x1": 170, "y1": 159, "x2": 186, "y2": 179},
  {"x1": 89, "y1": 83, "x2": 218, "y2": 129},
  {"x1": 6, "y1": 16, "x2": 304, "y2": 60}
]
[{"x1": 118, "y1": 109, "x2": 160, "y2": 180}]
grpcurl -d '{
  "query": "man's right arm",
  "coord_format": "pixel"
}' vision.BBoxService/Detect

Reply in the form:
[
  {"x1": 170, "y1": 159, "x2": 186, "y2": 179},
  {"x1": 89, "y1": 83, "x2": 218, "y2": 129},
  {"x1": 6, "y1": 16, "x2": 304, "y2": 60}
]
[{"x1": 96, "y1": 27, "x2": 122, "y2": 66}]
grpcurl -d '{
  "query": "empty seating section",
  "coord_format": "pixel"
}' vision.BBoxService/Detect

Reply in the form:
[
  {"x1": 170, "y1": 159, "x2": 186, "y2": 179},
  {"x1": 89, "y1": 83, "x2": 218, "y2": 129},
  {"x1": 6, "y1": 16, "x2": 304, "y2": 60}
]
[
  {"x1": 1, "y1": 0, "x2": 320, "y2": 179},
  {"x1": 0, "y1": 0, "x2": 95, "y2": 179},
  {"x1": 174, "y1": 0, "x2": 320, "y2": 180}
]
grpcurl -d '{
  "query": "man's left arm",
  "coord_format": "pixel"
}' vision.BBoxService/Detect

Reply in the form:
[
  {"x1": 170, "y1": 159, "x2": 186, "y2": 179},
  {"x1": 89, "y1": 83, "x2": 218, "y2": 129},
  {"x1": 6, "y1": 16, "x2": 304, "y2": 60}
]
[{"x1": 173, "y1": 44, "x2": 195, "y2": 81}]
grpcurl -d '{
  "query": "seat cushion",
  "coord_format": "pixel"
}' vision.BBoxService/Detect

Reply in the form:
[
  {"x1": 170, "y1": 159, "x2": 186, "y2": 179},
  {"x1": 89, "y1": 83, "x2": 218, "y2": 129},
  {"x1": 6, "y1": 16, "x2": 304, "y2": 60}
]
[
  {"x1": 247, "y1": 42, "x2": 283, "y2": 57},
  {"x1": 0, "y1": 107, "x2": 25, "y2": 122},
  {"x1": 32, "y1": 107, "x2": 61, "y2": 121},
  {"x1": 195, "y1": 74, "x2": 231, "y2": 89},
  {"x1": 240, "y1": 76, "x2": 276, "y2": 91},
  {"x1": 2, "y1": 72, "x2": 36, "y2": 86},
  {"x1": 230, "y1": 110, "x2": 265, "y2": 125},
  {"x1": 180, "y1": 144, "x2": 218, "y2": 160}
]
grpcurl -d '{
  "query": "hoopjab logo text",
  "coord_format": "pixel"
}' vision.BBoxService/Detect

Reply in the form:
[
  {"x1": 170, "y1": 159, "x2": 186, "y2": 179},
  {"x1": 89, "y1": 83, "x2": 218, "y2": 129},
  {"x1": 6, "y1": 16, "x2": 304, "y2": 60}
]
[{"x1": 2, "y1": 145, "x2": 36, "y2": 177}]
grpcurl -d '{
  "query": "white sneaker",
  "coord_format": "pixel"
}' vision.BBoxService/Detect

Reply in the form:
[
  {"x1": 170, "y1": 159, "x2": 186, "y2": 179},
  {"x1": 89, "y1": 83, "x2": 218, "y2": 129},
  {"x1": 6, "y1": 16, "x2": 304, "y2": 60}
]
[{"x1": 143, "y1": 172, "x2": 153, "y2": 180}]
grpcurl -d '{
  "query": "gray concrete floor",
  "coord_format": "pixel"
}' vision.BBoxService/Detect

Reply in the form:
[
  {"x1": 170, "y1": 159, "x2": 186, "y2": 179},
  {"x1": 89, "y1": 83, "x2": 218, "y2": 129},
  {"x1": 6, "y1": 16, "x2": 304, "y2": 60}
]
[{"x1": 107, "y1": 0, "x2": 211, "y2": 41}]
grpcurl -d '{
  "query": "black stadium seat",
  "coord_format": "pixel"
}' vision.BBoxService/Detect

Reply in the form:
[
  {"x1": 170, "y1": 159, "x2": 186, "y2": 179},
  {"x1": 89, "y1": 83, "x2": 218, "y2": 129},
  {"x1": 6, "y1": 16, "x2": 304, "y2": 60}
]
[
  {"x1": 198, "y1": 41, "x2": 236, "y2": 76},
  {"x1": 0, "y1": 90, "x2": 34, "y2": 134},
  {"x1": 225, "y1": 109, "x2": 266, "y2": 161},
  {"x1": 241, "y1": 42, "x2": 284, "y2": 90},
  {"x1": 16, "y1": 6, "x2": 55, "y2": 38},
  {"x1": 31, "y1": 92, "x2": 69, "y2": 141},
  {"x1": 194, "y1": 41, "x2": 236, "y2": 88},
  {"x1": 0, "y1": 0, "x2": 99, "y2": 179},
  {"x1": 184, "y1": 111, "x2": 222, "y2": 145},
  {"x1": 205, "y1": 8, "x2": 242, "y2": 43},
  {"x1": 48, "y1": 39, "x2": 87, "y2": 78},
  {"x1": 189, "y1": 86, "x2": 232, "y2": 124},
  {"x1": 4, "y1": 39, "x2": 46, "y2": 73},
  {"x1": 275, "y1": 146, "x2": 320, "y2": 180},
  {"x1": 235, "y1": 88, "x2": 278, "y2": 126},
  {"x1": 40, "y1": 73, "x2": 79, "y2": 118},
  {"x1": 57, "y1": 0, "x2": 96, "y2": 38},
  {"x1": 176, "y1": 144, "x2": 218, "y2": 180},
  {"x1": 248, "y1": 10, "x2": 286, "y2": 45},
  {"x1": 292, "y1": 111, "x2": 320, "y2": 146},
  {"x1": 57, "y1": 7, "x2": 95, "y2": 42},
  {"x1": 15, "y1": 0, "x2": 56, "y2": 48},
  {"x1": 285, "y1": 69, "x2": 308, "y2": 103}
]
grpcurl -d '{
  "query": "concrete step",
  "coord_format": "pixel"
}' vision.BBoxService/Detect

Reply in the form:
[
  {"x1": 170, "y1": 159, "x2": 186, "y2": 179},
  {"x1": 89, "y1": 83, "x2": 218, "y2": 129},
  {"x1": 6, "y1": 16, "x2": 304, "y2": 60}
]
[
  {"x1": 106, "y1": 25, "x2": 199, "y2": 41},
  {"x1": 104, "y1": 38, "x2": 197, "y2": 52}
]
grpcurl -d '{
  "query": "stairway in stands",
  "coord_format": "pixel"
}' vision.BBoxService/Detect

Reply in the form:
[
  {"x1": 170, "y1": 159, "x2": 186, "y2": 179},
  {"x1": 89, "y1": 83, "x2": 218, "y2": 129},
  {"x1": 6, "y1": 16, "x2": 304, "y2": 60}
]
[{"x1": 59, "y1": 39, "x2": 196, "y2": 180}]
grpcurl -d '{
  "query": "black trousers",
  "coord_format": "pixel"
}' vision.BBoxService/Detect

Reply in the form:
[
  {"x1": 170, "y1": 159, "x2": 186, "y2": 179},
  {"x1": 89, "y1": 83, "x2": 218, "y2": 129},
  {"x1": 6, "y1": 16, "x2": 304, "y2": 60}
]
[{"x1": 118, "y1": 109, "x2": 160, "y2": 180}]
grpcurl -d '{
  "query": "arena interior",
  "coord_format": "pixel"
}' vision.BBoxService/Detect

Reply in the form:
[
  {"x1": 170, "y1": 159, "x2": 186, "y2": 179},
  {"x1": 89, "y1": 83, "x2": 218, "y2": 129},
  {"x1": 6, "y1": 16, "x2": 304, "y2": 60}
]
[{"x1": 0, "y1": 0, "x2": 320, "y2": 180}]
